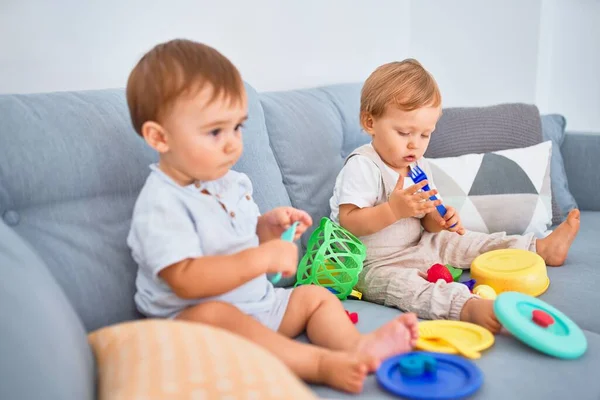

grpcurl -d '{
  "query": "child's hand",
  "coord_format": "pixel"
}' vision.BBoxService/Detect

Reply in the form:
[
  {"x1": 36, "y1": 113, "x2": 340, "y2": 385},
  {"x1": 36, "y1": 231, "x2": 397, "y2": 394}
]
[
  {"x1": 260, "y1": 207, "x2": 313, "y2": 241},
  {"x1": 259, "y1": 239, "x2": 299, "y2": 277},
  {"x1": 388, "y1": 175, "x2": 442, "y2": 220},
  {"x1": 431, "y1": 206, "x2": 466, "y2": 235}
]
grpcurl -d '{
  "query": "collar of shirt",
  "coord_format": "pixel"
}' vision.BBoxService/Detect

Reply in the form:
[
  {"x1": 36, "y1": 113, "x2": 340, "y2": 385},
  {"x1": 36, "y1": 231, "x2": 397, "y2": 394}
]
[{"x1": 148, "y1": 163, "x2": 229, "y2": 196}]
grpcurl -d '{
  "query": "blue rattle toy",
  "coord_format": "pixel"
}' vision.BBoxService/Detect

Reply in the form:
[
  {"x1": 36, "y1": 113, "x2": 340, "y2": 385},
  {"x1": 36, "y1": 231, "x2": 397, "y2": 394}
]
[{"x1": 409, "y1": 165, "x2": 456, "y2": 228}]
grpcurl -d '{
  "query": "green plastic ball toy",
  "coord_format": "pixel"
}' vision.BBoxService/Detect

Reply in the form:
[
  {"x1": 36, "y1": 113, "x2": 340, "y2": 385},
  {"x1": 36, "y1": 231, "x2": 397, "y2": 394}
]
[{"x1": 295, "y1": 217, "x2": 366, "y2": 300}]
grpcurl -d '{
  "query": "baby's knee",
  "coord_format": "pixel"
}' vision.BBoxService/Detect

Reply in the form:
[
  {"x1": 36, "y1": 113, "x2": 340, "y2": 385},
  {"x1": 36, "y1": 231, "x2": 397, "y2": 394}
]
[
  {"x1": 176, "y1": 301, "x2": 237, "y2": 325},
  {"x1": 293, "y1": 285, "x2": 336, "y2": 307}
]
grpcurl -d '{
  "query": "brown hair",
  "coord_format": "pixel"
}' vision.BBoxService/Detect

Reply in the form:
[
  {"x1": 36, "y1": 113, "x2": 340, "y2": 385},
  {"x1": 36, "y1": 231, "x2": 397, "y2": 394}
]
[
  {"x1": 126, "y1": 39, "x2": 244, "y2": 135},
  {"x1": 360, "y1": 59, "x2": 441, "y2": 126}
]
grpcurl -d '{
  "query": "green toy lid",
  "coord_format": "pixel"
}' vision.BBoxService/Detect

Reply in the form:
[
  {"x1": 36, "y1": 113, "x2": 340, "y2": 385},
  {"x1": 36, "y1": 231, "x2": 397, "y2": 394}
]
[{"x1": 494, "y1": 292, "x2": 587, "y2": 359}]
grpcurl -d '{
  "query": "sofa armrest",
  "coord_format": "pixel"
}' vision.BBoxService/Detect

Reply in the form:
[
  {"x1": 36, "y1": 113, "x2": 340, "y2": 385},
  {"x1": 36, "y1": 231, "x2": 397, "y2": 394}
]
[{"x1": 562, "y1": 132, "x2": 600, "y2": 211}]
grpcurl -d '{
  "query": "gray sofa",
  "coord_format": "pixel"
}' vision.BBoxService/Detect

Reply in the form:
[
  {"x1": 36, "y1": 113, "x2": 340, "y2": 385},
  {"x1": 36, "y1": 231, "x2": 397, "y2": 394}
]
[{"x1": 1, "y1": 82, "x2": 599, "y2": 399}]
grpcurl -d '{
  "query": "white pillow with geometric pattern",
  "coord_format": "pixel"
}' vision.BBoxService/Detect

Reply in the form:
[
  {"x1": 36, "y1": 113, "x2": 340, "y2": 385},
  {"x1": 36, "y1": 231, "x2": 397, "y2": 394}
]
[{"x1": 427, "y1": 141, "x2": 552, "y2": 237}]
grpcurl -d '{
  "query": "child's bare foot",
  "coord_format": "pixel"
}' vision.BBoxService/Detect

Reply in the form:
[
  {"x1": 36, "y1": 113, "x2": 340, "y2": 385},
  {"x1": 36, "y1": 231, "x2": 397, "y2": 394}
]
[
  {"x1": 460, "y1": 298, "x2": 501, "y2": 333},
  {"x1": 317, "y1": 351, "x2": 374, "y2": 393},
  {"x1": 537, "y1": 209, "x2": 580, "y2": 266},
  {"x1": 355, "y1": 313, "x2": 419, "y2": 366}
]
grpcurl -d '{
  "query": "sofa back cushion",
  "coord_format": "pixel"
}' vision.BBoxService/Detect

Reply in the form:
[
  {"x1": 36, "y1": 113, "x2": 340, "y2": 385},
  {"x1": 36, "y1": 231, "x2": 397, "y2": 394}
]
[
  {"x1": 0, "y1": 219, "x2": 94, "y2": 400},
  {"x1": 260, "y1": 84, "x2": 370, "y2": 248},
  {"x1": 0, "y1": 82, "x2": 288, "y2": 331},
  {"x1": 424, "y1": 103, "x2": 543, "y2": 157}
]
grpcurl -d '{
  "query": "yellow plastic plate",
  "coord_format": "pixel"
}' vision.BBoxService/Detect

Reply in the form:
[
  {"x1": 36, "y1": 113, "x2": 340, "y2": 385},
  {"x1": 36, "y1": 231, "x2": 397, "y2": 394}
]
[{"x1": 416, "y1": 320, "x2": 495, "y2": 355}]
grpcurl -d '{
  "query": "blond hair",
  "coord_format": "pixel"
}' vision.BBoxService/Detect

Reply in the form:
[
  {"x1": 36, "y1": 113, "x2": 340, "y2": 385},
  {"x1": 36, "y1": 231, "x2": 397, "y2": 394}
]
[
  {"x1": 126, "y1": 39, "x2": 244, "y2": 136},
  {"x1": 360, "y1": 59, "x2": 441, "y2": 126}
]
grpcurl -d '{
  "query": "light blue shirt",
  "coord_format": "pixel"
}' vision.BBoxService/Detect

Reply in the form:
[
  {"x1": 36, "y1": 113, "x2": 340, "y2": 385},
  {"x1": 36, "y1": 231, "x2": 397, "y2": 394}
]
[{"x1": 127, "y1": 164, "x2": 275, "y2": 318}]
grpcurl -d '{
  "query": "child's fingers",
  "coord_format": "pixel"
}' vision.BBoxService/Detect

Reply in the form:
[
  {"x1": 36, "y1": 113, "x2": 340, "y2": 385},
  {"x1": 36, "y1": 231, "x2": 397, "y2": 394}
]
[
  {"x1": 394, "y1": 174, "x2": 406, "y2": 190},
  {"x1": 293, "y1": 224, "x2": 308, "y2": 240},
  {"x1": 405, "y1": 180, "x2": 429, "y2": 194},
  {"x1": 418, "y1": 189, "x2": 438, "y2": 200},
  {"x1": 277, "y1": 208, "x2": 293, "y2": 228},
  {"x1": 419, "y1": 199, "x2": 441, "y2": 212},
  {"x1": 443, "y1": 207, "x2": 455, "y2": 221},
  {"x1": 446, "y1": 216, "x2": 459, "y2": 229},
  {"x1": 292, "y1": 210, "x2": 312, "y2": 229},
  {"x1": 430, "y1": 209, "x2": 446, "y2": 225},
  {"x1": 419, "y1": 202, "x2": 436, "y2": 213},
  {"x1": 298, "y1": 210, "x2": 313, "y2": 227},
  {"x1": 287, "y1": 209, "x2": 312, "y2": 239},
  {"x1": 444, "y1": 207, "x2": 459, "y2": 225}
]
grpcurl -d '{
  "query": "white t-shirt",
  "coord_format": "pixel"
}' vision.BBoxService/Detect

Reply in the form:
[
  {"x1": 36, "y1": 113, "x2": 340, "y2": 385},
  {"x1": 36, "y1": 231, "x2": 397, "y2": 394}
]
[{"x1": 330, "y1": 145, "x2": 439, "y2": 223}]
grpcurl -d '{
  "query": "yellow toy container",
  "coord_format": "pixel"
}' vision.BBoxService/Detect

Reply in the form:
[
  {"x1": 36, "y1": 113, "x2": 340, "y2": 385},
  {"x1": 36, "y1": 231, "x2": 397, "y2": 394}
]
[{"x1": 470, "y1": 249, "x2": 549, "y2": 297}]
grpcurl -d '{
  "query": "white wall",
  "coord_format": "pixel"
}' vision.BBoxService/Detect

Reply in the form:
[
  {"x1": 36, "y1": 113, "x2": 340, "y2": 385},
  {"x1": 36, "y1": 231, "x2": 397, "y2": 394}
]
[
  {"x1": 0, "y1": 0, "x2": 598, "y2": 131},
  {"x1": 536, "y1": 0, "x2": 600, "y2": 132},
  {"x1": 410, "y1": 0, "x2": 542, "y2": 107},
  {"x1": 0, "y1": 0, "x2": 410, "y2": 93}
]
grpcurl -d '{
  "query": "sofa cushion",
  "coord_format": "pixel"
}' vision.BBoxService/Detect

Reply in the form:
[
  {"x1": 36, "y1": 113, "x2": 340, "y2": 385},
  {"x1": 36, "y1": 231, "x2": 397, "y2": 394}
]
[
  {"x1": 260, "y1": 83, "x2": 369, "y2": 249},
  {"x1": 428, "y1": 141, "x2": 553, "y2": 236},
  {"x1": 540, "y1": 211, "x2": 600, "y2": 333},
  {"x1": 541, "y1": 114, "x2": 578, "y2": 223},
  {"x1": 89, "y1": 319, "x2": 315, "y2": 400},
  {"x1": 562, "y1": 133, "x2": 600, "y2": 212},
  {"x1": 0, "y1": 88, "x2": 148, "y2": 331},
  {"x1": 424, "y1": 103, "x2": 565, "y2": 224},
  {"x1": 425, "y1": 103, "x2": 543, "y2": 158},
  {"x1": 305, "y1": 300, "x2": 600, "y2": 399},
  {"x1": 0, "y1": 82, "x2": 286, "y2": 330},
  {"x1": 235, "y1": 83, "x2": 293, "y2": 214},
  {"x1": 0, "y1": 219, "x2": 94, "y2": 400}
]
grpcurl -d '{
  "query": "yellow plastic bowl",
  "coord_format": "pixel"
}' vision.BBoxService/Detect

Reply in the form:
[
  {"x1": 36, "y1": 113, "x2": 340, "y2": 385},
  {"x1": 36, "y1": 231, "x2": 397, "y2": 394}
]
[{"x1": 471, "y1": 249, "x2": 549, "y2": 297}]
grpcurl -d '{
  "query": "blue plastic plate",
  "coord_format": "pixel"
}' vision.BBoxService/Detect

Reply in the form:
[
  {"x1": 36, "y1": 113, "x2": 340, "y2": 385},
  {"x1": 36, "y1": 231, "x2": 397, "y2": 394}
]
[
  {"x1": 494, "y1": 292, "x2": 587, "y2": 359},
  {"x1": 376, "y1": 352, "x2": 483, "y2": 399}
]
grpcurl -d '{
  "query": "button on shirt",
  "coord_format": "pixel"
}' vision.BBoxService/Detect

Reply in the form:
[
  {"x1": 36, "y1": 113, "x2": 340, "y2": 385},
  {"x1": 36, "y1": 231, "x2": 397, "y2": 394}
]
[{"x1": 127, "y1": 164, "x2": 275, "y2": 318}]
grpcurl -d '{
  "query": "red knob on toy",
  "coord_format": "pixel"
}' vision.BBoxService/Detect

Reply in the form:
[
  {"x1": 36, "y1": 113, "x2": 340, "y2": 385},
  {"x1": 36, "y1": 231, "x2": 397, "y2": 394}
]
[
  {"x1": 426, "y1": 264, "x2": 453, "y2": 283},
  {"x1": 532, "y1": 309, "x2": 554, "y2": 328}
]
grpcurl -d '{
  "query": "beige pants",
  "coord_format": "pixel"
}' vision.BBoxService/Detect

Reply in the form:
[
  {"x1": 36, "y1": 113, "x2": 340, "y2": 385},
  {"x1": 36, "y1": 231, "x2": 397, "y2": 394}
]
[{"x1": 356, "y1": 228, "x2": 536, "y2": 320}]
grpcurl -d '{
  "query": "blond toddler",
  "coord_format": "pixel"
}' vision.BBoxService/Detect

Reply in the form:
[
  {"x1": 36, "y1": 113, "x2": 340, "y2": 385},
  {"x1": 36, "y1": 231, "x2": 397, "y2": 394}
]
[{"x1": 330, "y1": 59, "x2": 580, "y2": 332}]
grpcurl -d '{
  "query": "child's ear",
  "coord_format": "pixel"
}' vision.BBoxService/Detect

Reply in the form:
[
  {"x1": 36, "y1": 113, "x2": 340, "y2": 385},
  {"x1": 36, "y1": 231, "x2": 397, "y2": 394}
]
[
  {"x1": 141, "y1": 121, "x2": 169, "y2": 153},
  {"x1": 360, "y1": 112, "x2": 376, "y2": 136}
]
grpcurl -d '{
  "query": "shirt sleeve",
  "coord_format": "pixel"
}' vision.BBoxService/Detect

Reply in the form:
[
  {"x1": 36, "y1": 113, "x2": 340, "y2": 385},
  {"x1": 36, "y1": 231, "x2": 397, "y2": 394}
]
[
  {"x1": 336, "y1": 155, "x2": 382, "y2": 209},
  {"x1": 128, "y1": 192, "x2": 203, "y2": 277}
]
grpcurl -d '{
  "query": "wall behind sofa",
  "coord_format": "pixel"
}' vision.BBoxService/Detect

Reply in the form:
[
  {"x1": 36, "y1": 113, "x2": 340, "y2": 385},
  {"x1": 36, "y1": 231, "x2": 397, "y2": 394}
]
[{"x1": 0, "y1": 0, "x2": 598, "y2": 131}]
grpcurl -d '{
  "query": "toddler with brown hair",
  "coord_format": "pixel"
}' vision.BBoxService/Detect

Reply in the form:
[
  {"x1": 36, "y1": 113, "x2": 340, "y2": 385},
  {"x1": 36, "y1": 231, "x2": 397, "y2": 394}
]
[{"x1": 126, "y1": 39, "x2": 419, "y2": 393}]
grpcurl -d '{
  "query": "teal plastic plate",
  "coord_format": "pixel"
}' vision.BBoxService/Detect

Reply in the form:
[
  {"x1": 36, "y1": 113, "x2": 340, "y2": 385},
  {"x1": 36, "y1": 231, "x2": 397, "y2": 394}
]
[{"x1": 494, "y1": 292, "x2": 587, "y2": 359}]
